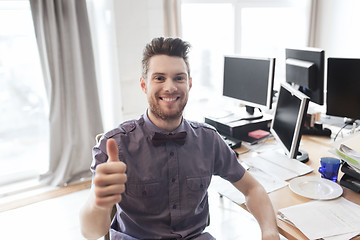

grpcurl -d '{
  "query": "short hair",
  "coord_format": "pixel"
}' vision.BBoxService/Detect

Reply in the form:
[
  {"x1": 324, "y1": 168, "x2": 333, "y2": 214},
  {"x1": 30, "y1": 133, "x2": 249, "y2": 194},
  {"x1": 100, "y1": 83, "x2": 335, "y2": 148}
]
[{"x1": 142, "y1": 37, "x2": 191, "y2": 79}]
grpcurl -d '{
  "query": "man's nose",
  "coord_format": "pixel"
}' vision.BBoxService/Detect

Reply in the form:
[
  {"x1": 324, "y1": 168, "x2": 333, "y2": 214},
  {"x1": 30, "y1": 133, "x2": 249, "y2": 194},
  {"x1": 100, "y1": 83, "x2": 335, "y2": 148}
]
[{"x1": 163, "y1": 79, "x2": 177, "y2": 92}]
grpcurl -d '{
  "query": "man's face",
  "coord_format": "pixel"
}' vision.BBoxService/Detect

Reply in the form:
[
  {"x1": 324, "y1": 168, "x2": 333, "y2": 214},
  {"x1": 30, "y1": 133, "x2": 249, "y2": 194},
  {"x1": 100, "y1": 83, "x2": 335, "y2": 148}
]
[{"x1": 140, "y1": 55, "x2": 192, "y2": 121}]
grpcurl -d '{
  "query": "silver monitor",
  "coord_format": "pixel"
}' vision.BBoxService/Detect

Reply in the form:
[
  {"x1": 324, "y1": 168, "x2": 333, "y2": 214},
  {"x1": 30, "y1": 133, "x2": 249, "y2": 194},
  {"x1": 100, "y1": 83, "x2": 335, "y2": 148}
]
[{"x1": 270, "y1": 82, "x2": 310, "y2": 162}]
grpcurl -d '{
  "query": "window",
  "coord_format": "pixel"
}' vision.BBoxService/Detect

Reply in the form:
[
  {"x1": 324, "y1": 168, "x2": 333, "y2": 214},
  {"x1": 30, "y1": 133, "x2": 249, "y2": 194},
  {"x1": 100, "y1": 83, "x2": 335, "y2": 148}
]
[
  {"x1": 0, "y1": 1, "x2": 49, "y2": 185},
  {"x1": 181, "y1": 0, "x2": 313, "y2": 119}
]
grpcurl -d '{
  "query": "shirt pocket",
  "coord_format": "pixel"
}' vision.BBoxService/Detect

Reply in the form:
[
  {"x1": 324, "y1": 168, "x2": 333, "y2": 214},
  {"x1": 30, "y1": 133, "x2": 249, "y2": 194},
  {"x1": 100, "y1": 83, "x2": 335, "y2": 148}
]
[
  {"x1": 185, "y1": 176, "x2": 211, "y2": 213},
  {"x1": 124, "y1": 181, "x2": 164, "y2": 215},
  {"x1": 126, "y1": 181, "x2": 161, "y2": 197}
]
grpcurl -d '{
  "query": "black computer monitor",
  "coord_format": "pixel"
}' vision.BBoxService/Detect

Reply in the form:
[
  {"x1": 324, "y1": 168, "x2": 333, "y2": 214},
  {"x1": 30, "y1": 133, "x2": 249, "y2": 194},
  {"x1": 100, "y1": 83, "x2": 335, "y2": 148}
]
[
  {"x1": 222, "y1": 55, "x2": 275, "y2": 120},
  {"x1": 327, "y1": 58, "x2": 360, "y2": 122},
  {"x1": 285, "y1": 47, "x2": 325, "y2": 105},
  {"x1": 270, "y1": 82, "x2": 310, "y2": 163}
]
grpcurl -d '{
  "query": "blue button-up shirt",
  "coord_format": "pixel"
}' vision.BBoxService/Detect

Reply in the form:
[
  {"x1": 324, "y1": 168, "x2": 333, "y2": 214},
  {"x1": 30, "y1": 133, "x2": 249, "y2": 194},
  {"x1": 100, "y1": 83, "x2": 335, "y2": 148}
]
[{"x1": 91, "y1": 111, "x2": 245, "y2": 239}]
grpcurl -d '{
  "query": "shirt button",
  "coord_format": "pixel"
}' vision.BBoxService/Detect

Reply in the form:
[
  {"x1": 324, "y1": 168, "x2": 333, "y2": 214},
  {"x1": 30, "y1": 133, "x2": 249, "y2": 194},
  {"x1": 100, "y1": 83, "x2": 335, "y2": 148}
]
[
  {"x1": 173, "y1": 204, "x2": 177, "y2": 209},
  {"x1": 170, "y1": 152, "x2": 174, "y2": 156}
]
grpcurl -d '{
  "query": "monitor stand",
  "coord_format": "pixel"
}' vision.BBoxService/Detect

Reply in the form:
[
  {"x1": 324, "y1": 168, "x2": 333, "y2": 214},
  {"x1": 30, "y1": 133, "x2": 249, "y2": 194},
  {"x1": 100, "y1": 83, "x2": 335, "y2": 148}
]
[
  {"x1": 301, "y1": 104, "x2": 332, "y2": 137},
  {"x1": 212, "y1": 106, "x2": 263, "y2": 124},
  {"x1": 295, "y1": 149, "x2": 309, "y2": 163},
  {"x1": 344, "y1": 117, "x2": 356, "y2": 125}
]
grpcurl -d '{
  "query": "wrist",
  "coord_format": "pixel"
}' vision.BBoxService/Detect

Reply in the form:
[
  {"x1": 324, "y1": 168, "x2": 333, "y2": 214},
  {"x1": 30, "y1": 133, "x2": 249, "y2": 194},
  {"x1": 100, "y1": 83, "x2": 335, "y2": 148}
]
[{"x1": 262, "y1": 229, "x2": 280, "y2": 240}]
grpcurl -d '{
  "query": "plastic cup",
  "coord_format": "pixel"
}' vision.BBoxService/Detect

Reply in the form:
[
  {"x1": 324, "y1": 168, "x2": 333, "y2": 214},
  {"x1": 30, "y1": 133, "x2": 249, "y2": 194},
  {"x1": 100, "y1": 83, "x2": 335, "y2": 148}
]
[{"x1": 318, "y1": 157, "x2": 342, "y2": 182}]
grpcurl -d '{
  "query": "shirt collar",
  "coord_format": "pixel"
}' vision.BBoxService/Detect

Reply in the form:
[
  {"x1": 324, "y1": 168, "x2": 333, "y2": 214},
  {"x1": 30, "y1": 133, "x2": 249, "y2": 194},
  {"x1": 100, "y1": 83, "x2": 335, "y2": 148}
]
[{"x1": 143, "y1": 109, "x2": 187, "y2": 134}]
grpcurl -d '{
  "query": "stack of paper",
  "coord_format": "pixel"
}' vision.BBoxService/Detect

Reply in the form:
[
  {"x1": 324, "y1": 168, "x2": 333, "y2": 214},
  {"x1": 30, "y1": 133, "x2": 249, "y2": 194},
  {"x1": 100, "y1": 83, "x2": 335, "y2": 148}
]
[
  {"x1": 334, "y1": 144, "x2": 360, "y2": 171},
  {"x1": 331, "y1": 143, "x2": 360, "y2": 192},
  {"x1": 278, "y1": 197, "x2": 360, "y2": 240}
]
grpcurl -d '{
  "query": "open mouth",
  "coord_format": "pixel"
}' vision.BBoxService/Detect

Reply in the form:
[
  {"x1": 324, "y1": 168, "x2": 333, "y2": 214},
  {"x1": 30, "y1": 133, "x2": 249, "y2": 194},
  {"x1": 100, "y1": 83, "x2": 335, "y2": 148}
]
[{"x1": 160, "y1": 97, "x2": 180, "y2": 102}]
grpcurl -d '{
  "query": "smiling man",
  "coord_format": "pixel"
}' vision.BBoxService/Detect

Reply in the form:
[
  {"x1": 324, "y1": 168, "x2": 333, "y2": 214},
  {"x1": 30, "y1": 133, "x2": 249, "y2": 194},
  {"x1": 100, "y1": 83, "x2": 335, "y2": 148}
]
[
  {"x1": 80, "y1": 37, "x2": 280, "y2": 240},
  {"x1": 141, "y1": 53, "x2": 191, "y2": 131}
]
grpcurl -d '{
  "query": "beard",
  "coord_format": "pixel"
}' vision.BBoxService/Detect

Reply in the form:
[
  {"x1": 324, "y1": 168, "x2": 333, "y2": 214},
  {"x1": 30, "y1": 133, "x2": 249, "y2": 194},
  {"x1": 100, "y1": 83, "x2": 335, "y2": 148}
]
[{"x1": 148, "y1": 94, "x2": 188, "y2": 121}]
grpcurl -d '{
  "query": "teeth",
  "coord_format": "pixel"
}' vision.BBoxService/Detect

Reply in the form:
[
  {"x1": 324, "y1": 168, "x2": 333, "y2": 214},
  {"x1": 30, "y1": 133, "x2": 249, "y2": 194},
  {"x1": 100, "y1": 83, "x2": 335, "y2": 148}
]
[{"x1": 162, "y1": 97, "x2": 177, "y2": 102}]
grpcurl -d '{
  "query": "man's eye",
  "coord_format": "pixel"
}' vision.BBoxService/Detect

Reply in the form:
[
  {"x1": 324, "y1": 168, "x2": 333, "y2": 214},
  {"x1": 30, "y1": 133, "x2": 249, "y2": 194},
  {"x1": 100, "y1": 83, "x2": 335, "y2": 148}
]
[
  {"x1": 155, "y1": 76, "x2": 165, "y2": 81},
  {"x1": 175, "y1": 76, "x2": 185, "y2": 81}
]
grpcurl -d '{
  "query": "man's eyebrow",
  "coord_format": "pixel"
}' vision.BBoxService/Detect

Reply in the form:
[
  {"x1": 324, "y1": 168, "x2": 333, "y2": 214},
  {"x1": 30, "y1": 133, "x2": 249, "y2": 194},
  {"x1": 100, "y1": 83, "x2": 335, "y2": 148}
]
[
  {"x1": 151, "y1": 72, "x2": 187, "y2": 76},
  {"x1": 175, "y1": 72, "x2": 187, "y2": 76},
  {"x1": 152, "y1": 72, "x2": 166, "y2": 76}
]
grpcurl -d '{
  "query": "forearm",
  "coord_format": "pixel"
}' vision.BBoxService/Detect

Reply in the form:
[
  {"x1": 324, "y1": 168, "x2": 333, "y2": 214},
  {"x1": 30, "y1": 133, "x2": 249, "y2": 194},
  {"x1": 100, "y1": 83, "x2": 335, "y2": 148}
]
[
  {"x1": 80, "y1": 187, "x2": 113, "y2": 239},
  {"x1": 233, "y1": 172, "x2": 279, "y2": 240},
  {"x1": 245, "y1": 186, "x2": 279, "y2": 239}
]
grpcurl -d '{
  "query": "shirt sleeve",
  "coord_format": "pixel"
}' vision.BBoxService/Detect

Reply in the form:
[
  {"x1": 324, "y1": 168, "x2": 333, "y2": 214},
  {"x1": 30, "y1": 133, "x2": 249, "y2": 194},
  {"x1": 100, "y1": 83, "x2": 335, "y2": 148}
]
[
  {"x1": 90, "y1": 135, "x2": 109, "y2": 175},
  {"x1": 211, "y1": 131, "x2": 246, "y2": 183},
  {"x1": 90, "y1": 125, "x2": 128, "y2": 175}
]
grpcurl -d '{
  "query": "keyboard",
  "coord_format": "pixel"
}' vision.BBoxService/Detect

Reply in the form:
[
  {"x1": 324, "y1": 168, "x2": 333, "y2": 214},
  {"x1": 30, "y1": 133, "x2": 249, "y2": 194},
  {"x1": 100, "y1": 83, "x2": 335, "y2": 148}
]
[{"x1": 243, "y1": 150, "x2": 314, "y2": 181}]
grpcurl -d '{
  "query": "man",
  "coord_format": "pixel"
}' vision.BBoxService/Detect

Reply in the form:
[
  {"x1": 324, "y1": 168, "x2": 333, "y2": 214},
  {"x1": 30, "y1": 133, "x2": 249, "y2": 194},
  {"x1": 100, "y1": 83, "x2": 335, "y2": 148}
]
[{"x1": 80, "y1": 37, "x2": 280, "y2": 240}]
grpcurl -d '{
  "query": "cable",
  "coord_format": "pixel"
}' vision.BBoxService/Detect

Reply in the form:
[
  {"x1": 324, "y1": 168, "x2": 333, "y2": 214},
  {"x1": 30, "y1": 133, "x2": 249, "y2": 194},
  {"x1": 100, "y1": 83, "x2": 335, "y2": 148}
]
[{"x1": 333, "y1": 122, "x2": 352, "y2": 141}]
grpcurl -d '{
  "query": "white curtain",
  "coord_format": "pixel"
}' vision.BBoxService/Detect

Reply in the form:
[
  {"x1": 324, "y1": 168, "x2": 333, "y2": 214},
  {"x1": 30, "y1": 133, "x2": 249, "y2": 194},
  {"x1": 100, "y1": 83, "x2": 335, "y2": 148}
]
[
  {"x1": 30, "y1": 0, "x2": 103, "y2": 186},
  {"x1": 308, "y1": 0, "x2": 318, "y2": 46},
  {"x1": 163, "y1": 0, "x2": 182, "y2": 37}
]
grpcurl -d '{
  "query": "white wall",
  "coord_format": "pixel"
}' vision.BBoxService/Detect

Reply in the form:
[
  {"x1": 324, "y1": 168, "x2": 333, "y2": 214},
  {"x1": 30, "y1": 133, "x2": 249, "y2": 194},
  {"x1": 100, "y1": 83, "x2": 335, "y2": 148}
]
[
  {"x1": 315, "y1": 0, "x2": 360, "y2": 57},
  {"x1": 108, "y1": 0, "x2": 360, "y2": 124},
  {"x1": 112, "y1": 0, "x2": 165, "y2": 121}
]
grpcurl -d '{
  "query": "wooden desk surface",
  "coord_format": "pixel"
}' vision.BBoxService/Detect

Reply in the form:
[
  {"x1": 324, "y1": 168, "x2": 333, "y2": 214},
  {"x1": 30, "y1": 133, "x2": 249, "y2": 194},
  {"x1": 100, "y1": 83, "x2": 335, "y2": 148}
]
[{"x1": 235, "y1": 134, "x2": 360, "y2": 240}]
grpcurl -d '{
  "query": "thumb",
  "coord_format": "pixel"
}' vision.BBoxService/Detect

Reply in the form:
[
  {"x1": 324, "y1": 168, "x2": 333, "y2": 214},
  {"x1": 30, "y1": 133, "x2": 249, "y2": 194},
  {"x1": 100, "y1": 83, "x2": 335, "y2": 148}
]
[{"x1": 107, "y1": 138, "x2": 120, "y2": 162}]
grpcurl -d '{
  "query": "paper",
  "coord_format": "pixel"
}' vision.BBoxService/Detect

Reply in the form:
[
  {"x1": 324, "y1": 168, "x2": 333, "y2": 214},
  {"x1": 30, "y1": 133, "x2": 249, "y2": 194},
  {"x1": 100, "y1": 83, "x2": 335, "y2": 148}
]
[
  {"x1": 332, "y1": 144, "x2": 360, "y2": 171},
  {"x1": 323, "y1": 232, "x2": 359, "y2": 240},
  {"x1": 278, "y1": 197, "x2": 360, "y2": 240},
  {"x1": 248, "y1": 167, "x2": 288, "y2": 192},
  {"x1": 209, "y1": 167, "x2": 288, "y2": 205},
  {"x1": 209, "y1": 176, "x2": 246, "y2": 205}
]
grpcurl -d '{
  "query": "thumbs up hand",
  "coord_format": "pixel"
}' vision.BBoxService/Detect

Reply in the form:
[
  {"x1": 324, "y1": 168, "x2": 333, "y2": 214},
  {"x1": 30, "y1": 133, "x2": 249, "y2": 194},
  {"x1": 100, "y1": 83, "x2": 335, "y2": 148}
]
[{"x1": 93, "y1": 139, "x2": 127, "y2": 209}]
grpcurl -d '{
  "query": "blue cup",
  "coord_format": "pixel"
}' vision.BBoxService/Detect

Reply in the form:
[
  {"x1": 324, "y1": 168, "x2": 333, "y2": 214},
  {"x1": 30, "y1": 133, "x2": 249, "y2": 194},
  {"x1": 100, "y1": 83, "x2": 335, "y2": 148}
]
[{"x1": 318, "y1": 157, "x2": 342, "y2": 182}]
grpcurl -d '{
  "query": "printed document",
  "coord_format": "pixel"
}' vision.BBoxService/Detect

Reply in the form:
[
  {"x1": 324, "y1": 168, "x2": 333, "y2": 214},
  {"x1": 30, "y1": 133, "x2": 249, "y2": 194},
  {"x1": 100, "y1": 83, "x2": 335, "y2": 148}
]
[
  {"x1": 210, "y1": 166, "x2": 288, "y2": 205},
  {"x1": 278, "y1": 197, "x2": 360, "y2": 240}
]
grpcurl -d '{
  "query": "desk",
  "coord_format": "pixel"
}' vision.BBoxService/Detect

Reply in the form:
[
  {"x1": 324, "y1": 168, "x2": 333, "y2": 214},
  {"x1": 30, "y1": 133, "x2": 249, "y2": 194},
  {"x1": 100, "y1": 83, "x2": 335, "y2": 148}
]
[{"x1": 235, "y1": 135, "x2": 360, "y2": 240}]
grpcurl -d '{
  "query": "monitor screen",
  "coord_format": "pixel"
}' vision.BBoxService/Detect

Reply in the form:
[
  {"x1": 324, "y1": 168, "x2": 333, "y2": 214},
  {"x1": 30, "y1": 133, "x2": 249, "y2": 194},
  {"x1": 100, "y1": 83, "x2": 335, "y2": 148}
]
[
  {"x1": 285, "y1": 48, "x2": 325, "y2": 105},
  {"x1": 327, "y1": 58, "x2": 360, "y2": 121},
  {"x1": 270, "y1": 82, "x2": 309, "y2": 162},
  {"x1": 223, "y1": 55, "x2": 275, "y2": 112}
]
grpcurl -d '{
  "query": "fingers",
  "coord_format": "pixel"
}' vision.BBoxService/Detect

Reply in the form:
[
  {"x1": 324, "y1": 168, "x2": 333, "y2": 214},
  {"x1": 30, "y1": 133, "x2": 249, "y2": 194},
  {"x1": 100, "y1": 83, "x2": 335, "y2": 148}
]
[
  {"x1": 93, "y1": 166, "x2": 127, "y2": 208},
  {"x1": 95, "y1": 183, "x2": 126, "y2": 198},
  {"x1": 93, "y1": 138, "x2": 128, "y2": 208},
  {"x1": 94, "y1": 183, "x2": 125, "y2": 207},
  {"x1": 94, "y1": 170, "x2": 127, "y2": 186},
  {"x1": 96, "y1": 161, "x2": 126, "y2": 175},
  {"x1": 94, "y1": 193, "x2": 123, "y2": 209},
  {"x1": 107, "y1": 138, "x2": 120, "y2": 162}
]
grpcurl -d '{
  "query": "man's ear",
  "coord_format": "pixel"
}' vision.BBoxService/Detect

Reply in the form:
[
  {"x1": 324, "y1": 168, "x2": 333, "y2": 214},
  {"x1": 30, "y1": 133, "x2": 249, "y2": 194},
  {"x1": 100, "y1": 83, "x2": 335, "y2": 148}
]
[
  {"x1": 188, "y1": 77, "x2": 193, "y2": 90},
  {"x1": 140, "y1": 77, "x2": 147, "y2": 94}
]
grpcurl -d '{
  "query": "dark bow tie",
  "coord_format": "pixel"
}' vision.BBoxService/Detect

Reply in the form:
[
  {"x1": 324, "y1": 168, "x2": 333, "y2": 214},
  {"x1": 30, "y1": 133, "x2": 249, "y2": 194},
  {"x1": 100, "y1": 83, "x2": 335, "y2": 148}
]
[{"x1": 151, "y1": 132, "x2": 187, "y2": 146}]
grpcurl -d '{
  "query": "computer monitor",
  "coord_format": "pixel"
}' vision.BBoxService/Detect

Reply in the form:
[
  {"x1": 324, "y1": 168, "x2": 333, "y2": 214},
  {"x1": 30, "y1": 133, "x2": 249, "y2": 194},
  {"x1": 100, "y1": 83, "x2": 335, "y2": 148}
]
[
  {"x1": 270, "y1": 82, "x2": 310, "y2": 163},
  {"x1": 222, "y1": 55, "x2": 275, "y2": 120},
  {"x1": 327, "y1": 58, "x2": 360, "y2": 122},
  {"x1": 285, "y1": 47, "x2": 325, "y2": 105}
]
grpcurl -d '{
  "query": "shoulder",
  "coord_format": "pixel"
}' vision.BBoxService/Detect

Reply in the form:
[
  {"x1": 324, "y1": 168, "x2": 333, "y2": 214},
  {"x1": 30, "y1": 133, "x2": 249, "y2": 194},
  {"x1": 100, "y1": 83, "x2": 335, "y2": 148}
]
[
  {"x1": 104, "y1": 117, "x2": 145, "y2": 139},
  {"x1": 188, "y1": 120, "x2": 217, "y2": 131},
  {"x1": 187, "y1": 120, "x2": 218, "y2": 135}
]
